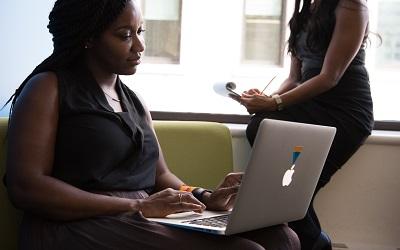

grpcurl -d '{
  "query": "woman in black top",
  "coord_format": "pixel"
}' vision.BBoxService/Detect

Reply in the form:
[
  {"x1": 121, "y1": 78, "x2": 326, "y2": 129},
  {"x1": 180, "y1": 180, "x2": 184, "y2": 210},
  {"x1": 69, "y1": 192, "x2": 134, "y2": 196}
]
[
  {"x1": 240, "y1": 1, "x2": 373, "y2": 250},
  {"x1": 4, "y1": 0, "x2": 299, "y2": 249}
]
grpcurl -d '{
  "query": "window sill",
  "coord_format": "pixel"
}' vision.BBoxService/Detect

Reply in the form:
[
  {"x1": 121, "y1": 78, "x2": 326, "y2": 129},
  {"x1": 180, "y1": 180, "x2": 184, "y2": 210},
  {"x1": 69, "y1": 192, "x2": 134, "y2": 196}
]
[
  {"x1": 226, "y1": 123, "x2": 400, "y2": 146},
  {"x1": 151, "y1": 111, "x2": 400, "y2": 145}
]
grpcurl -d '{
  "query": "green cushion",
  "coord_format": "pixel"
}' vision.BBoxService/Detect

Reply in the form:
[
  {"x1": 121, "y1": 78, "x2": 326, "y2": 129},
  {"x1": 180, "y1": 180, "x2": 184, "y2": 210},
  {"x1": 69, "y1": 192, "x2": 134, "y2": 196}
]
[
  {"x1": 0, "y1": 118, "x2": 233, "y2": 249},
  {"x1": 153, "y1": 121, "x2": 233, "y2": 189},
  {"x1": 0, "y1": 117, "x2": 21, "y2": 250}
]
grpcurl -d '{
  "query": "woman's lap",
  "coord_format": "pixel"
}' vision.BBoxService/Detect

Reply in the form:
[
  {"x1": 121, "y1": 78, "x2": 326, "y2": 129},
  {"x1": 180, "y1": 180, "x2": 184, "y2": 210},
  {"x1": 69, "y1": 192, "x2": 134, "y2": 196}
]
[{"x1": 20, "y1": 212, "x2": 299, "y2": 250}]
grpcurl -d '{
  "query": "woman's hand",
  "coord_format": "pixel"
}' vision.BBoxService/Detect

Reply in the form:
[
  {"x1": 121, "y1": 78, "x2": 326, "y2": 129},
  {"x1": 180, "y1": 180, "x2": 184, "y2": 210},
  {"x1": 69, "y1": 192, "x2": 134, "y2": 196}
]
[
  {"x1": 243, "y1": 88, "x2": 261, "y2": 95},
  {"x1": 203, "y1": 172, "x2": 243, "y2": 211},
  {"x1": 138, "y1": 188, "x2": 206, "y2": 218},
  {"x1": 240, "y1": 91, "x2": 277, "y2": 114}
]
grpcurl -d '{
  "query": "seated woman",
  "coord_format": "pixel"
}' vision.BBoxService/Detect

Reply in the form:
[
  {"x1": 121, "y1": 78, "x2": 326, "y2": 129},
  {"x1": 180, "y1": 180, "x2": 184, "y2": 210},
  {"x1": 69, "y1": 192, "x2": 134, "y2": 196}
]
[
  {"x1": 4, "y1": 0, "x2": 299, "y2": 249},
  {"x1": 239, "y1": 1, "x2": 372, "y2": 249}
]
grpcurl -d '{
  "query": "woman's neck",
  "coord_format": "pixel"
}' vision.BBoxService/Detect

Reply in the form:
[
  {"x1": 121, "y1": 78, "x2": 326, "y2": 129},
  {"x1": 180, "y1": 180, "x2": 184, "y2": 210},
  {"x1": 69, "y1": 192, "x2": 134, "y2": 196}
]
[
  {"x1": 85, "y1": 61, "x2": 117, "y2": 89},
  {"x1": 84, "y1": 52, "x2": 117, "y2": 88}
]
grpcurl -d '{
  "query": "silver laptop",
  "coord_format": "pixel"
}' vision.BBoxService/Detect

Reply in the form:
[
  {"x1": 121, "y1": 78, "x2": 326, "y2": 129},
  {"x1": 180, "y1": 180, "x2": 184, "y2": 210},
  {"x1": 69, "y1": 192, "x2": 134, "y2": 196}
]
[{"x1": 147, "y1": 119, "x2": 336, "y2": 235}]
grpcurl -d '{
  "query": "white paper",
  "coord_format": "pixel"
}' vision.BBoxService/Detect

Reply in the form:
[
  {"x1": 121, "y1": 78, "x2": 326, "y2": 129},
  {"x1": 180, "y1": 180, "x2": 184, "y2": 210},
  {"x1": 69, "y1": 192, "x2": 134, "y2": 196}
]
[{"x1": 213, "y1": 81, "x2": 241, "y2": 99}]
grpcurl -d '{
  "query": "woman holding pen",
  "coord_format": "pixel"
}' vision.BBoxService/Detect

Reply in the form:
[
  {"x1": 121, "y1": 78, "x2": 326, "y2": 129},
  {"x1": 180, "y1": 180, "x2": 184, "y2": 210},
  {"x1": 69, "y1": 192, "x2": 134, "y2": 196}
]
[{"x1": 239, "y1": 0, "x2": 373, "y2": 250}]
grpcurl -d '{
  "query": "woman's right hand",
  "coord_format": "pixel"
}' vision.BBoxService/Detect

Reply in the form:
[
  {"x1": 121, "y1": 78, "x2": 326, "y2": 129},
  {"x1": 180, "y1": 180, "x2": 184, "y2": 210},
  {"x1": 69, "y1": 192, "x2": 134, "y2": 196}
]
[
  {"x1": 243, "y1": 88, "x2": 261, "y2": 95},
  {"x1": 138, "y1": 188, "x2": 206, "y2": 218}
]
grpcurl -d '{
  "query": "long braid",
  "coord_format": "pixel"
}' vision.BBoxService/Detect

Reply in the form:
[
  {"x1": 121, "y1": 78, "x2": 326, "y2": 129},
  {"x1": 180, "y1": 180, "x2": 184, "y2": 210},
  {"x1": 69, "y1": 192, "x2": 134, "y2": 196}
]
[
  {"x1": 288, "y1": 0, "x2": 312, "y2": 56},
  {"x1": 4, "y1": 0, "x2": 129, "y2": 117},
  {"x1": 306, "y1": 0, "x2": 339, "y2": 52},
  {"x1": 288, "y1": 0, "x2": 367, "y2": 56},
  {"x1": 288, "y1": 0, "x2": 337, "y2": 56}
]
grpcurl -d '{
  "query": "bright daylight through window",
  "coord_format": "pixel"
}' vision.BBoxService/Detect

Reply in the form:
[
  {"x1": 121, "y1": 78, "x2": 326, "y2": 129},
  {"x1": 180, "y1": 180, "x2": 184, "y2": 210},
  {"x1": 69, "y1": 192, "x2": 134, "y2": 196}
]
[
  {"x1": 123, "y1": 0, "x2": 400, "y2": 122},
  {"x1": 0, "y1": 0, "x2": 398, "y2": 123}
]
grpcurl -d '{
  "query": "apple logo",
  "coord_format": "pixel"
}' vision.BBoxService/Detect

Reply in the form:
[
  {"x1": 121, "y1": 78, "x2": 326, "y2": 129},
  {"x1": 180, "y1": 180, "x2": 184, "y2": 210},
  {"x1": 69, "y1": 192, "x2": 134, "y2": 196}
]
[
  {"x1": 282, "y1": 146, "x2": 303, "y2": 187},
  {"x1": 282, "y1": 164, "x2": 295, "y2": 186}
]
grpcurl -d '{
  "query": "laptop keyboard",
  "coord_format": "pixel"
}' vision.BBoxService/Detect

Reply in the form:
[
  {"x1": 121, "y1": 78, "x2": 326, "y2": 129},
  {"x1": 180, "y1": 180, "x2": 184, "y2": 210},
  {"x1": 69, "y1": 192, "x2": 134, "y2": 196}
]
[{"x1": 182, "y1": 214, "x2": 229, "y2": 228}]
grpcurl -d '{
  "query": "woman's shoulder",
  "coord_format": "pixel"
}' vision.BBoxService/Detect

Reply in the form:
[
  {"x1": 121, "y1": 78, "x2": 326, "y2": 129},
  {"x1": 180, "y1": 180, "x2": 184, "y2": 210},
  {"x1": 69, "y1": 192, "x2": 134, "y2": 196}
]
[
  {"x1": 335, "y1": 0, "x2": 369, "y2": 26},
  {"x1": 338, "y1": 0, "x2": 368, "y2": 9},
  {"x1": 29, "y1": 71, "x2": 58, "y2": 85},
  {"x1": 12, "y1": 71, "x2": 59, "y2": 120},
  {"x1": 119, "y1": 81, "x2": 144, "y2": 102},
  {"x1": 119, "y1": 82, "x2": 151, "y2": 122},
  {"x1": 22, "y1": 71, "x2": 58, "y2": 99}
]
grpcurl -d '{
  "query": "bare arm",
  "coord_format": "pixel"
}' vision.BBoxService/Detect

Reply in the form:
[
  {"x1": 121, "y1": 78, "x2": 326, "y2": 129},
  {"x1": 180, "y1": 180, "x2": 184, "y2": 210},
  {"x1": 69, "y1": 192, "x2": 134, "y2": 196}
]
[
  {"x1": 136, "y1": 95, "x2": 241, "y2": 212},
  {"x1": 6, "y1": 73, "x2": 139, "y2": 221},
  {"x1": 242, "y1": 56, "x2": 301, "y2": 97},
  {"x1": 134, "y1": 94, "x2": 184, "y2": 192},
  {"x1": 153, "y1": 148, "x2": 184, "y2": 192},
  {"x1": 278, "y1": 0, "x2": 369, "y2": 106},
  {"x1": 273, "y1": 56, "x2": 302, "y2": 95}
]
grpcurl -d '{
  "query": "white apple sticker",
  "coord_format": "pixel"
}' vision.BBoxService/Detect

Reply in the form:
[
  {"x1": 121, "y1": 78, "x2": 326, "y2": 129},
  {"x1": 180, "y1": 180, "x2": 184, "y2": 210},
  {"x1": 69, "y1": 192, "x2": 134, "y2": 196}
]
[
  {"x1": 282, "y1": 146, "x2": 303, "y2": 187},
  {"x1": 282, "y1": 165, "x2": 295, "y2": 186}
]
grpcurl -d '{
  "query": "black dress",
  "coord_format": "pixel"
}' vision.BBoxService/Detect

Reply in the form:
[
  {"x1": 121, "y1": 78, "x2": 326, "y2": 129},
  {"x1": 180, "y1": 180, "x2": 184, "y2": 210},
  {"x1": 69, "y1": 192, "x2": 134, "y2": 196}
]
[
  {"x1": 18, "y1": 65, "x2": 300, "y2": 250},
  {"x1": 246, "y1": 30, "x2": 374, "y2": 249},
  {"x1": 247, "y1": 31, "x2": 373, "y2": 184}
]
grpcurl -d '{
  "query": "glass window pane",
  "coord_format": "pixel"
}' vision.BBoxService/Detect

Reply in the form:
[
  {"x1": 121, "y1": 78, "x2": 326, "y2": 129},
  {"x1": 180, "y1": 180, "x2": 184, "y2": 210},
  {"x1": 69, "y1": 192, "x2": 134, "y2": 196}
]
[
  {"x1": 142, "y1": 0, "x2": 181, "y2": 63},
  {"x1": 243, "y1": 0, "x2": 284, "y2": 64},
  {"x1": 368, "y1": 0, "x2": 400, "y2": 121},
  {"x1": 376, "y1": 0, "x2": 400, "y2": 67},
  {"x1": 244, "y1": 21, "x2": 281, "y2": 63},
  {"x1": 245, "y1": 0, "x2": 282, "y2": 16}
]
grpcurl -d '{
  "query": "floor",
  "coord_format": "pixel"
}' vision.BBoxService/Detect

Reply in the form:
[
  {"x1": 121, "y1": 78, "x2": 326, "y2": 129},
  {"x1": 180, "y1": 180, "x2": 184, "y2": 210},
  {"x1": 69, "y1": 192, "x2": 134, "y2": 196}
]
[{"x1": 332, "y1": 242, "x2": 399, "y2": 250}]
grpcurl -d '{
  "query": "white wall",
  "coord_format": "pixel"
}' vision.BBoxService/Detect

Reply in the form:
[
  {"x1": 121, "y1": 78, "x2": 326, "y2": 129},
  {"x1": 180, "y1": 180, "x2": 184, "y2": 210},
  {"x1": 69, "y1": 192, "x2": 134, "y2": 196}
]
[
  {"x1": 315, "y1": 141, "x2": 400, "y2": 249},
  {"x1": 229, "y1": 125, "x2": 400, "y2": 249},
  {"x1": 0, "y1": 0, "x2": 54, "y2": 116}
]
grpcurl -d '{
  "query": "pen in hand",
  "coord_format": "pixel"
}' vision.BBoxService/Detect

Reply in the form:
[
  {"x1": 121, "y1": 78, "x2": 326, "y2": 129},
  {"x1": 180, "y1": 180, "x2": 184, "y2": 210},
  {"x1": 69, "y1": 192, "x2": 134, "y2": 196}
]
[{"x1": 260, "y1": 75, "x2": 277, "y2": 95}]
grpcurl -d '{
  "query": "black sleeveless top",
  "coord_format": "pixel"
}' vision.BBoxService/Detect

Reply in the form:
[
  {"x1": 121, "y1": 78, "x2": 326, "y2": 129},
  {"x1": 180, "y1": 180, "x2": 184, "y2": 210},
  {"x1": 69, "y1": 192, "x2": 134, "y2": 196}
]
[
  {"x1": 295, "y1": 30, "x2": 374, "y2": 134},
  {"x1": 52, "y1": 65, "x2": 159, "y2": 191}
]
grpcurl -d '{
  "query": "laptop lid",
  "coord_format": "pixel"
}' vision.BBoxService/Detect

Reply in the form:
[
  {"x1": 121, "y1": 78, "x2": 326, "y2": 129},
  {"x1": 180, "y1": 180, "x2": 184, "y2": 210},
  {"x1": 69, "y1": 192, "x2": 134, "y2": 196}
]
[
  {"x1": 147, "y1": 119, "x2": 336, "y2": 235},
  {"x1": 225, "y1": 119, "x2": 336, "y2": 234}
]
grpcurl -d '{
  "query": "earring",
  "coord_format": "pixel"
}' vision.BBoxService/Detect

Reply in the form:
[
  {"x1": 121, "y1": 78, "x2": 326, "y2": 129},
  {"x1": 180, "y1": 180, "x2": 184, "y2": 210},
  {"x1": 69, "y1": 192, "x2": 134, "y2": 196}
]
[{"x1": 84, "y1": 44, "x2": 89, "y2": 49}]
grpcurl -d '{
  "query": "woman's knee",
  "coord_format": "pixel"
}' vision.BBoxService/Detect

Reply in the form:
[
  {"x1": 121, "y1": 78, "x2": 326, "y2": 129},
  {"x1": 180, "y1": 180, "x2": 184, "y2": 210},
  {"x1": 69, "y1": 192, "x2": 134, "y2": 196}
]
[
  {"x1": 281, "y1": 224, "x2": 302, "y2": 250},
  {"x1": 227, "y1": 238, "x2": 265, "y2": 250},
  {"x1": 263, "y1": 224, "x2": 301, "y2": 250},
  {"x1": 246, "y1": 116, "x2": 263, "y2": 146},
  {"x1": 239, "y1": 224, "x2": 301, "y2": 250}
]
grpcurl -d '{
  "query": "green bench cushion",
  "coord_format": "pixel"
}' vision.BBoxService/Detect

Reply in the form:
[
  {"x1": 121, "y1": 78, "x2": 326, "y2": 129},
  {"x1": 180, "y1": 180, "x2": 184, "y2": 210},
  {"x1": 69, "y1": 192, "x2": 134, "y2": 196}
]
[
  {"x1": 0, "y1": 117, "x2": 21, "y2": 250},
  {"x1": 153, "y1": 120, "x2": 233, "y2": 189}
]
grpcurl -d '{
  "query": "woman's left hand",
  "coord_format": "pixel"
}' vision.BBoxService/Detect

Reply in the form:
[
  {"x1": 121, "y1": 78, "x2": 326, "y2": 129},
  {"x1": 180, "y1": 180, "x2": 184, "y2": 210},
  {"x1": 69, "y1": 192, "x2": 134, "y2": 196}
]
[
  {"x1": 240, "y1": 92, "x2": 276, "y2": 114},
  {"x1": 202, "y1": 172, "x2": 243, "y2": 211}
]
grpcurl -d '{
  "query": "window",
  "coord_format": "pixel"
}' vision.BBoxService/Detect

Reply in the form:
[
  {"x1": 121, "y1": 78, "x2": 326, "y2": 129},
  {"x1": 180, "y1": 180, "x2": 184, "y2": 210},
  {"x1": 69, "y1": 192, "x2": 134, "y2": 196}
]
[
  {"x1": 367, "y1": 0, "x2": 400, "y2": 121},
  {"x1": 129, "y1": 0, "x2": 286, "y2": 116},
  {"x1": 129, "y1": 0, "x2": 399, "y2": 123},
  {"x1": 141, "y1": 0, "x2": 182, "y2": 63},
  {"x1": 243, "y1": 0, "x2": 285, "y2": 65},
  {"x1": 0, "y1": 1, "x2": 399, "y2": 126},
  {"x1": 375, "y1": 1, "x2": 400, "y2": 67}
]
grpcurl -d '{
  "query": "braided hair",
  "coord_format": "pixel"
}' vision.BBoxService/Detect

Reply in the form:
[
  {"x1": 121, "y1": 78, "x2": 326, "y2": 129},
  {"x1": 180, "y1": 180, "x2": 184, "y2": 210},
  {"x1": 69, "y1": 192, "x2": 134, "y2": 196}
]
[
  {"x1": 287, "y1": 0, "x2": 368, "y2": 56},
  {"x1": 5, "y1": 0, "x2": 130, "y2": 115},
  {"x1": 288, "y1": 0, "x2": 339, "y2": 56}
]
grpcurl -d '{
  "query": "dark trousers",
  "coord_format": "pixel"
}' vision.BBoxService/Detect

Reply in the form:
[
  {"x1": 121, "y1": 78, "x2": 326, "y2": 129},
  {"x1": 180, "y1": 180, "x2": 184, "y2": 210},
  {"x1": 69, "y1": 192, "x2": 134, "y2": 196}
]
[
  {"x1": 246, "y1": 106, "x2": 369, "y2": 250},
  {"x1": 20, "y1": 190, "x2": 300, "y2": 250}
]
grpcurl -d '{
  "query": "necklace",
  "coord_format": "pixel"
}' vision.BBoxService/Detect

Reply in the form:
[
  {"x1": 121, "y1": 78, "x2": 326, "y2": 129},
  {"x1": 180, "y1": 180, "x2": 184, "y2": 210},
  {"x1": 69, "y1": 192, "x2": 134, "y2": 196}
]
[{"x1": 103, "y1": 91, "x2": 121, "y2": 102}]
